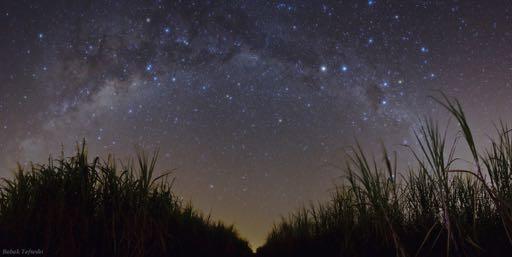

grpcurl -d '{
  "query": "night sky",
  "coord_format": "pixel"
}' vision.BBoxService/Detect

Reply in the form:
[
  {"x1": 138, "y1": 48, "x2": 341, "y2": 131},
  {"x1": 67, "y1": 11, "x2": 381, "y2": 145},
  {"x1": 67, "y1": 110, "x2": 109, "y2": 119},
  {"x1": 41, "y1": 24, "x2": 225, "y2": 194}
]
[{"x1": 2, "y1": 0, "x2": 512, "y2": 248}]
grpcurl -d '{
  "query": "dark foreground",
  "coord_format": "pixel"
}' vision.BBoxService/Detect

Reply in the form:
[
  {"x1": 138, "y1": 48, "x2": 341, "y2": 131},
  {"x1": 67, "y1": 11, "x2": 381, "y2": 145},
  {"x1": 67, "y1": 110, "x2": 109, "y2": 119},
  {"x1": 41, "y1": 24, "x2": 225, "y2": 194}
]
[
  {"x1": 0, "y1": 145, "x2": 252, "y2": 257},
  {"x1": 3, "y1": 97, "x2": 512, "y2": 257},
  {"x1": 256, "y1": 96, "x2": 512, "y2": 257}
]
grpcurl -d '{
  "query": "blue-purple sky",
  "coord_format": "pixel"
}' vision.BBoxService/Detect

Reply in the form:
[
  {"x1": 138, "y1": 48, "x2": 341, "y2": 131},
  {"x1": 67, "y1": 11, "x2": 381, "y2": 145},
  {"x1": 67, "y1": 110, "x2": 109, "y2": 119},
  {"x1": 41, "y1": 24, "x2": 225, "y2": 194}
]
[{"x1": 1, "y1": 0, "x2": 512, "y2": 247}]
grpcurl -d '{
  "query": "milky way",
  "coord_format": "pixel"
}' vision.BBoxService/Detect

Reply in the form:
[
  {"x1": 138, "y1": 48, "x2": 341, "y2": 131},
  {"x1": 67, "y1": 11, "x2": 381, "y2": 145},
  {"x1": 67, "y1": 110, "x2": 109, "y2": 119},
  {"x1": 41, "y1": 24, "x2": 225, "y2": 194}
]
[{"x1": 1, "y1": 0, "x2": 512, "y2": 247}]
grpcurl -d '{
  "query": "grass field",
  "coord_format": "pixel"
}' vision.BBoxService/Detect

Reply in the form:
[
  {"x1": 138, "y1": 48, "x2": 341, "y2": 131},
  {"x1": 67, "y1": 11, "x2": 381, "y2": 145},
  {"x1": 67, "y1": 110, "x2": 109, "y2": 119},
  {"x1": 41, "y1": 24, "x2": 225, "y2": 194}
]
[
  {"x1": 256, "y1": 95, "x2": 512, "y2": 257},
  {"x1": 0, "y1": 143, "x2": 253, "y2": 257},
  {"x1": 2, "y1": 95, "x2": 512, "y2": 257}
]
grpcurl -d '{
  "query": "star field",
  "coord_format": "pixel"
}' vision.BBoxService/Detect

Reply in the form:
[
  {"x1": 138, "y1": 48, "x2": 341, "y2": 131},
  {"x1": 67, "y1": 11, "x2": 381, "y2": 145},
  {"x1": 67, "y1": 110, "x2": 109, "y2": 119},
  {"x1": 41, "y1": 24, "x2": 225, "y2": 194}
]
[{"x1": 1, "y1": 0, "x2": 512, "y2": 248}]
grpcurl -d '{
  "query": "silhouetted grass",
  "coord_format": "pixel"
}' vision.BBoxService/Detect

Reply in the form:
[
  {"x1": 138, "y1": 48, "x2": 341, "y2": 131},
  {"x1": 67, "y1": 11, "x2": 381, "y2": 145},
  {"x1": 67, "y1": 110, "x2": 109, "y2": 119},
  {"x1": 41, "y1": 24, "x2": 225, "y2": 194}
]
[
  {"x1": 0, "y1": 142, "x2": 253, "y2": 257},
  {"x1": 257, "y1": 95, "x2": 512, "y2": 257}
]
